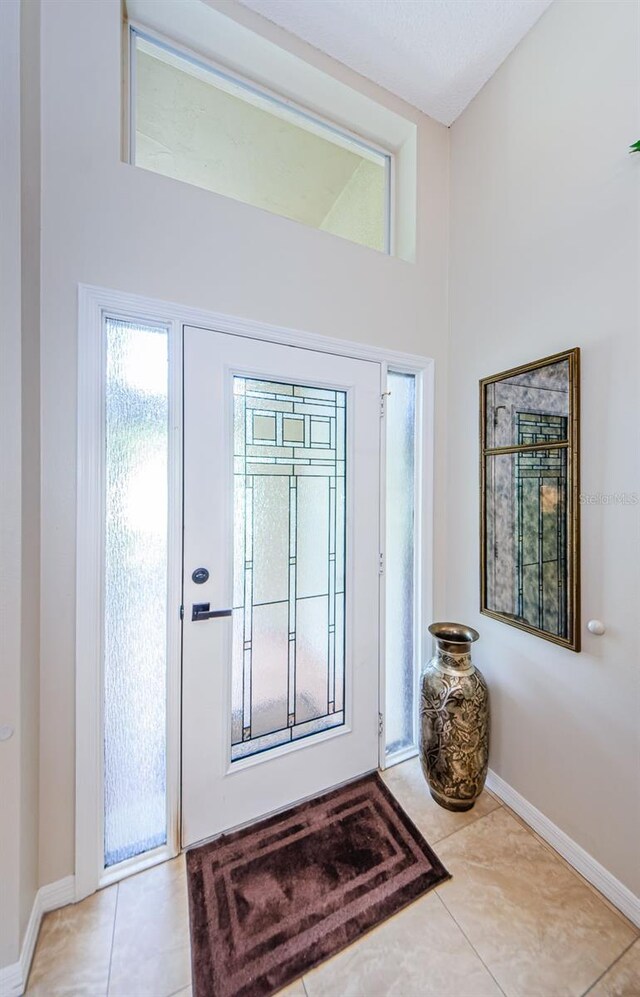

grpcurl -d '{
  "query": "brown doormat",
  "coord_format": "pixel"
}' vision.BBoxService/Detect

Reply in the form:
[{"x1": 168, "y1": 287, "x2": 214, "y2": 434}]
[{"x1": 186, "y1": 771, "x2": 450, "y2": 997}]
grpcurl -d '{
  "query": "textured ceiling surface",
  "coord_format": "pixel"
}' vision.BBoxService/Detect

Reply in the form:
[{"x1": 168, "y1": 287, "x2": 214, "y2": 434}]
[{"x1": 237, "y1": 0, "x2": 553, "y2": 125}]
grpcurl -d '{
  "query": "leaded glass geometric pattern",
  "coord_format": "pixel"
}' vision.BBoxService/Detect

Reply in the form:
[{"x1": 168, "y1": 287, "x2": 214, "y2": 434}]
[
  {"x1": 232, "y1": 378, "x2": 346, "y2": 761},
  {"x1": 515, "y1": 414, "x2": 568, "y2": 638}
]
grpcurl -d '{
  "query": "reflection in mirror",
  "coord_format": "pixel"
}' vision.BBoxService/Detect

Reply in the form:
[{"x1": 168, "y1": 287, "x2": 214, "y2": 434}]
[
  {"x1": 485, "y1": 450, "x2": 568, "y2": 638},
  {"x1": 480, "y1": 349, "x2": 580, "y2": 651},
  {"x1": 485, "y1": 359, "x2": 569, "y2": 449}
]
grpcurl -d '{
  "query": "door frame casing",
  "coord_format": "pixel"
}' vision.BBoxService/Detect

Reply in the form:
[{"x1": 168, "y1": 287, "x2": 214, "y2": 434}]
[{"x1": 75, "y1": 283, "x2": 434, "y2": 901}]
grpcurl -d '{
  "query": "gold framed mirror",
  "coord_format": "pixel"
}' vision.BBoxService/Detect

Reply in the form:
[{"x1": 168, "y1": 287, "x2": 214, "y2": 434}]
[{"x1": 480, "y1": 348, "x2": 580, "y2": 651}]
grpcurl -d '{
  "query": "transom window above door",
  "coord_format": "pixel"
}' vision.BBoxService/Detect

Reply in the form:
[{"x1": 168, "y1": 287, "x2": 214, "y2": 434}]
[{"x1": 127, "y1": 29, "x2": 392, "y2": 253}]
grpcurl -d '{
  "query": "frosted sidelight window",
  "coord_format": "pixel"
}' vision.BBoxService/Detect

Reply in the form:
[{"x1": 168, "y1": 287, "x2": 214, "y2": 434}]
[
  {"x1": 385, "y1": 372, "x2": 417, "y2": 758},
  {"x1": 104, "y1": 317, "x2": 169, "y2": 867},
  {"x1": 232, "y1": 378, "x2": 346, "y2": 761}
]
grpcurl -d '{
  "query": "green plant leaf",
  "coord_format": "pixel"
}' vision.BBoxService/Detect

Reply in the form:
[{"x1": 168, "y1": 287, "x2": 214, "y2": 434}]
[{"x1": 630, "y1": 140, "x2": 640, "y2": 153}]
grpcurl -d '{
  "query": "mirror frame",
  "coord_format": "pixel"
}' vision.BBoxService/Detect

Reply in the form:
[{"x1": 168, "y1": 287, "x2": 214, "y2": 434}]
[{"x1": 479, "y1": 348, "x2": 581, "y2": 651}]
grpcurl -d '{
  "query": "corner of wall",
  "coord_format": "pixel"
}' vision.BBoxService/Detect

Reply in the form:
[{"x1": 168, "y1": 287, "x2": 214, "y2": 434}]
[
  {"x1": 0, "y1": 0, "x2": 25, "y2": 970},
  {"x1": 19, "y1": 0, "x2": 42, "y2": 940}
]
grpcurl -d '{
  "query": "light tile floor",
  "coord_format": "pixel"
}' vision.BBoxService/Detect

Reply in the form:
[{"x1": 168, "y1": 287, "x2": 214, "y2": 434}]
[{"x1": 26, "y1": 758, "x2": 640, "y2": 997}]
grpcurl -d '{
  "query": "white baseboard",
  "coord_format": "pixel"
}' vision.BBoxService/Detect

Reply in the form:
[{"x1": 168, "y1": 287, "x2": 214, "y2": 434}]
[
  {"x1": 0, "y1": 875, "x2": 75, "y2": 996},
  {"x1": 486, "y1": 769, "x2": 640, "y2": 928}
]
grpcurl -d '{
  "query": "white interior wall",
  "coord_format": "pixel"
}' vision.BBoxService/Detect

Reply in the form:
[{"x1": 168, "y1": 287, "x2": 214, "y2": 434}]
[
  {"x1": 448, "y1": 0, "x2": 640, "y2": 893},
  {"x1": 0, "y1": 0, "x2": 25, "y2": 967},
  {"x1": 0, "y1": 0, "x2": 41, "y2": 969},
  {"x1": 19, "y1": 0, "x2": 42, "y2": 945},
  {"x1": 38, "y1": 0, "x2": 449, "y2": 888}
]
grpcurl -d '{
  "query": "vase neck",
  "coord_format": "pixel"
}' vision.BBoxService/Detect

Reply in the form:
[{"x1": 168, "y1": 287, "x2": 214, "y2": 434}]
[{"x1": 436, "y1": 646, "x2": 472, "y2": 670}]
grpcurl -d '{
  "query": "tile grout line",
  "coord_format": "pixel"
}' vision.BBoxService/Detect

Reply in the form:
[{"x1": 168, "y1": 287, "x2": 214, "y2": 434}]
[
  {"x1": 105, "y1": 882, "x2": 119, "y2": 997},
  {"x1": 382, "y1": 769, "x2": 504, "y2": 846},
  {"x1": 434, "y1": 891, "x2": 508, "y2": 997},
  {"x1": 428, "y1": 799, "x2": 504, "y2": 849},
  {"x1": 496, "y1": 801, "x2": 640, "y2": 935},
  {"x1": 580, "y1": 936, "x2": 638, "y2": 997},
  {"x1": 433, "y1": 801, "x2": 638, "y2": 997}
]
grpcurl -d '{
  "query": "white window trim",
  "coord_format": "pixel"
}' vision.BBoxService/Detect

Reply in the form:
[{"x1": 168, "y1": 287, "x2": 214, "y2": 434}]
[{"x1": 76, "y1": 282, "x2": 433, "y2": 900}]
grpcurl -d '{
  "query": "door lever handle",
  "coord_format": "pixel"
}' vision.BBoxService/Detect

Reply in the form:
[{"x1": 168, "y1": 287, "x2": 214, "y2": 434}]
[{"x1": 191, "y1": 603, "x2": 232, "y2": 622}]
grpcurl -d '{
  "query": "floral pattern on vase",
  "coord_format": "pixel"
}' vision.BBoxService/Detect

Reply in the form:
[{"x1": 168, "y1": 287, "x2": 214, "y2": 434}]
[{"x1": 420, "y1": 623, "x2": 489, "y2": 812}]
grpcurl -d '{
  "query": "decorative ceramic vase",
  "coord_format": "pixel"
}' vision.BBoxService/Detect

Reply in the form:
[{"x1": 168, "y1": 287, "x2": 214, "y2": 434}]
[{"x1": 419, "y1": 622, "x2": 489, "y2": 812}]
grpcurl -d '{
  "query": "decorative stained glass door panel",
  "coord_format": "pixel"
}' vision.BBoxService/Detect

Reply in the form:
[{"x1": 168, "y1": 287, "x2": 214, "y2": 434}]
[
  {"x1": 231, "y1": 378, "x2": 346, "y2": 761},
  {"x1": 182, "y1": 327, "x2": 381, "y2": 847}
]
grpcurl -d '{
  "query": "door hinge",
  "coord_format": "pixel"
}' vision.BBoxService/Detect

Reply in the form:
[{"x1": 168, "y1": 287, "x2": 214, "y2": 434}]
[
  {"x1": 380, "y1": 390, "x2": 391, "y2": 417},
  {"x1": 179, "y1": 604, "x2": 184, "y2": 621},
  {"x1": 379, "y1": 552, "x2": 384, "y2": 575},
  {"x1": 378, "y1": 713, "x2": 384, "y2": 736}
]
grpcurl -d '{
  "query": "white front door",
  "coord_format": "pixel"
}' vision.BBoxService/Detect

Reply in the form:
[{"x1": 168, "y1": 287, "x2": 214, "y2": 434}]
[{"x1": 181, "y1": 326, "x2": 382, "y2": 847}]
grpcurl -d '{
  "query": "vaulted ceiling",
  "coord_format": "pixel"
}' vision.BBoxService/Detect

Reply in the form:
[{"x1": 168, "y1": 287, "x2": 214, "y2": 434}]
[{"x1": 237, "y1": 0, "x2": 553, "y2": 125}]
